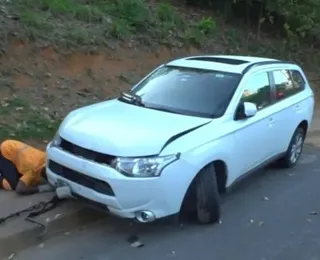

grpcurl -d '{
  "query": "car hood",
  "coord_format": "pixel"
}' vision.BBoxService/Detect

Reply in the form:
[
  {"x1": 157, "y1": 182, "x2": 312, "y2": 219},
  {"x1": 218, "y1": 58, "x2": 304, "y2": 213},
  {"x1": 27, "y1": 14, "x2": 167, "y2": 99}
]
[{"x1": 59, "y1": 99, "x2": 211, "y2": 157}]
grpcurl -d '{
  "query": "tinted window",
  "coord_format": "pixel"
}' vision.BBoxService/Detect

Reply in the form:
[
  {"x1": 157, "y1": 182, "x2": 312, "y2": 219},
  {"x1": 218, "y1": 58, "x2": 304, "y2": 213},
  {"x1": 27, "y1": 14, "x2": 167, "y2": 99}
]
[
  {"x1": 128, "y1": 66, "x2": 241, "y2": 118},
  {"x1": 240, "y1": 72, "x2": 271, "y2": 110},
  {"x1": 273, "y1": 70, "x2": 304, "y2": 100},
  {"x1": 290, "y1": 70, "x2": 305, "y2": 90}
]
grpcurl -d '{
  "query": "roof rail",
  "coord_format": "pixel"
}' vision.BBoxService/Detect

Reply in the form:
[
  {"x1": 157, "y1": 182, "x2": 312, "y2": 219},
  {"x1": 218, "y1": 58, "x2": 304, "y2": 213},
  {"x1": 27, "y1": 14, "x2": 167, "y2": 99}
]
[
  {"x1": 242, "y1": 60, "x2": 283, "y2": 75},
  {"x1": 242, "y1": 60, "x2": 295, "y2": 74},
  {"x1": 242, "y1": 60, "x2": 295, "y2": 75}
]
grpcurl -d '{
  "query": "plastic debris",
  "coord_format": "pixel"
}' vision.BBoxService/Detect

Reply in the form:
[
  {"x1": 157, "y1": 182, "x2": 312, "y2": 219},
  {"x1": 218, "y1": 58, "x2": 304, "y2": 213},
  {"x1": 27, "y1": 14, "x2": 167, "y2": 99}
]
[
  {"x1": 8, "y1": 253, "x2": 14, "y2": 260},
  {"x1": 309, "y1": 211, "x2": 318, "y2": 215},
  {"x1": 128, "y1": 235, "x2": 144, "y2": 248}
]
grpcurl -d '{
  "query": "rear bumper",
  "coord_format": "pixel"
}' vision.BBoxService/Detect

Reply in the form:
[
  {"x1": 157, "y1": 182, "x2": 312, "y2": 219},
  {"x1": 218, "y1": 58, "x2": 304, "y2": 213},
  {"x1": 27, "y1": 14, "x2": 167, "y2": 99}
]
[{"x1": 46, "y1": 145, "x2": 197, "y2": 220}]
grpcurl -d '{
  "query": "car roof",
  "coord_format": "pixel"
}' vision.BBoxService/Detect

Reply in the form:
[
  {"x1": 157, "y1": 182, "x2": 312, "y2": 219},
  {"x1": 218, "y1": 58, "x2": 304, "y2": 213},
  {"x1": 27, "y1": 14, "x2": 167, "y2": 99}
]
[{"x1": 166, "y1": 55, "x2": 282, "y2": 74}]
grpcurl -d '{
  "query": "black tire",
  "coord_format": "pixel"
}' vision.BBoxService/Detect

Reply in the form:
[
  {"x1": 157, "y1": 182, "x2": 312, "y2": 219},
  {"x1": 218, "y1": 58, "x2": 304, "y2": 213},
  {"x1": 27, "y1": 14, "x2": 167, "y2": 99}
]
[
  {"x1": 195, "y1": 163, "x2": 221, "y2": 224},
  {"x1": 277, "y1": 127, "x2": 306, "y2": 168}
]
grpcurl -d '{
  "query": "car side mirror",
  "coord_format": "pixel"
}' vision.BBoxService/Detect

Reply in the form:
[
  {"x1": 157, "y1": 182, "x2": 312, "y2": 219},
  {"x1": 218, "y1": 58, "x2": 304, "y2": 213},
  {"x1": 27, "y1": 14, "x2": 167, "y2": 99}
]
[{"x1": 235, "y1": 102, "x2": 258, "y2": 120}]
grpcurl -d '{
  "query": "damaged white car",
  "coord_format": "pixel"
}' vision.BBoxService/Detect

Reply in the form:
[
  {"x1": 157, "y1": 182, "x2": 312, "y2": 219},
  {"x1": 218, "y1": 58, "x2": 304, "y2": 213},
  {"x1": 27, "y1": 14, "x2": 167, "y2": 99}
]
[{"x1": 46, "y1": 55, "x2": 314, "y2": 224}]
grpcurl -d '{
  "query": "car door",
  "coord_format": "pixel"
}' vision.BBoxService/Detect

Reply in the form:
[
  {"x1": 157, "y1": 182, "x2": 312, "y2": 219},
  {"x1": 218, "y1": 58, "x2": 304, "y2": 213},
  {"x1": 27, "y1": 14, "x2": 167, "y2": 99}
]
[
  {"x1": 267, "y1": 69, "x2": 308, "y2": 154},
  {"x1": 232, "y1": 71, "x2": 276, "y2": 176}
]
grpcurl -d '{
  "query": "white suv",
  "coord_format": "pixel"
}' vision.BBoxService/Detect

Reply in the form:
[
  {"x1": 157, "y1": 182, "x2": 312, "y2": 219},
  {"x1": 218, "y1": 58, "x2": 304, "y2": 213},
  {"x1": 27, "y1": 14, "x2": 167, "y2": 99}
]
[{"x1": 46, "y1": 55, "x2": 314, "y2": 224}]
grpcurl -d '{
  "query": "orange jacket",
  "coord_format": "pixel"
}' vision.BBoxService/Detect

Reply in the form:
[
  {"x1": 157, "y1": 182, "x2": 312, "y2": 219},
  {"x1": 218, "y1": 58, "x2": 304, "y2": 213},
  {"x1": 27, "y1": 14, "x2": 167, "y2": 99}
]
[{"x1": 0, "y1": 140, "x2": 46, "y2": 187}]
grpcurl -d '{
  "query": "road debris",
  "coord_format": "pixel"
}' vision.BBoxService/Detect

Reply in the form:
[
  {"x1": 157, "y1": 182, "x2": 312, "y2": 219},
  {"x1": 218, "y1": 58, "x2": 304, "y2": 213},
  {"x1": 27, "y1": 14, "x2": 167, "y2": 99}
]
[
  {"x1": 263, "y1": 196, "x2": 269, "y2": 201},
  {"x1": 128, "y1": 235, "x2": 144, "y2": 248},
  {"x1": 7, "y1": 253, "x2": 14, "y2": 260},
  {"x1": 309, "y1": 211, "x2": 318, "y2": 215}
]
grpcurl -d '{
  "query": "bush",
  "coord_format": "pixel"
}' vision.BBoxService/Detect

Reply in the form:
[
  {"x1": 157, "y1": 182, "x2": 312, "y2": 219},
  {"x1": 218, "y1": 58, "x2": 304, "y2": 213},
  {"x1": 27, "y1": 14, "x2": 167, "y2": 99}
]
[
  {"x1": 195, "y1": 17, "x2": 216, "y2": 35},
  {"x1": 106, "y1": 0, "x2": 151, "y2": 29},
  {"x1": 156, "y1": 2, "x2": 183, "y2": 26},
  {"x1": 185, "y1": 0, "x2": 320, "y2": 45}
]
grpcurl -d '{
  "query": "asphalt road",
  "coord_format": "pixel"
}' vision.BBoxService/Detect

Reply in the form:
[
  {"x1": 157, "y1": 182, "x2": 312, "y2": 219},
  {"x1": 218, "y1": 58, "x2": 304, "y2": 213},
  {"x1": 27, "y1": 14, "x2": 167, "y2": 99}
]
[{"x1": 12, "y1": 144, "x2": 320, "y2": 260}]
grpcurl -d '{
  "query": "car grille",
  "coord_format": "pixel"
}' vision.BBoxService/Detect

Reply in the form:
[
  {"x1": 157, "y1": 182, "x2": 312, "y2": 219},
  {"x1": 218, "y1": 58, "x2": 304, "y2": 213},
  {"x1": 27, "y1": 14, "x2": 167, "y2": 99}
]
[
  {"x1": 59, "y1": 138, "x2": 116, "y2": 165},
  {"x1": 48, "y1": 160, "x2": 115, "y2": 196}
]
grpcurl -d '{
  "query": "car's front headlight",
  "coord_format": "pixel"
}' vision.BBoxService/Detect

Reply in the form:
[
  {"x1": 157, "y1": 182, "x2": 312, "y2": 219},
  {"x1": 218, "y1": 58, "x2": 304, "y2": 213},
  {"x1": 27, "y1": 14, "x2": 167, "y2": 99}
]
[
  {"x1": 111, "y1": 154, "x2": 180, "y2": 177},
  {"x1": 50, "y1": 132, "x2": 62, "y2": 148}
]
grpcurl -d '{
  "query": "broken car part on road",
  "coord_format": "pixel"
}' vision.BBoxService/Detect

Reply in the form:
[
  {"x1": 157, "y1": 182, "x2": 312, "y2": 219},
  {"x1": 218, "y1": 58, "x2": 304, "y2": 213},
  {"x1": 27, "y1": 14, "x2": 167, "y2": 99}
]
[{"x1": 0, "y1": 194, "x2": 62, "y2": 237}]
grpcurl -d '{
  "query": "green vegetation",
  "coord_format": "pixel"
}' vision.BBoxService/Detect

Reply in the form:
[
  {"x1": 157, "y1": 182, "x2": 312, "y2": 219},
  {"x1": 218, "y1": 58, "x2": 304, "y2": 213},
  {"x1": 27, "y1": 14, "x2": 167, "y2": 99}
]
[
  {"x1": 1, "y1": 0, "x2": 318, "y2": 67},
  {"x1": 0, "y1": 98, "x2": 60, "y2": 141},
  {"x1": 190, "y1": 0, "x2": 320, "y2": 41},
  {"x1": 5, "y1": 0, "x2": 191, "y2": 43}
]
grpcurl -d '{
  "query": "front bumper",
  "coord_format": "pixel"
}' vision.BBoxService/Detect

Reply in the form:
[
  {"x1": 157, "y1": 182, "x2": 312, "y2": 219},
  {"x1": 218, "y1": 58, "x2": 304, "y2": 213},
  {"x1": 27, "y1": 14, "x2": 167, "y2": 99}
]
[{"x1": 46, "y1": 146, "x2": 197, "y2": 220}]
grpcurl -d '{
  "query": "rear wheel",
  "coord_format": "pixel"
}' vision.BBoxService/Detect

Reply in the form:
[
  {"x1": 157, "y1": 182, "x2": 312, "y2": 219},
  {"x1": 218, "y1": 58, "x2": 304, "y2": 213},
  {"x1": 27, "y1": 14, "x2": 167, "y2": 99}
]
[
  {"x1": 192, "y1": 164, "x2": 221, "y2": 224},
  {"x1": 277, "y1": 127, "x2": 305, "y2": 168}
]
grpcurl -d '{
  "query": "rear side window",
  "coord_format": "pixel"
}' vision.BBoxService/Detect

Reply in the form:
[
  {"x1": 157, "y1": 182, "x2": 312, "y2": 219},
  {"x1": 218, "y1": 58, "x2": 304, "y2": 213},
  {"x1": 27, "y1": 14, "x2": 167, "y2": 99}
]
[
  {"x1": 290, "y1": 70, "x2": 305, "y2": 90},
  {"x1": 273, "y1": 70, "x2": 305, "y2": 101}
]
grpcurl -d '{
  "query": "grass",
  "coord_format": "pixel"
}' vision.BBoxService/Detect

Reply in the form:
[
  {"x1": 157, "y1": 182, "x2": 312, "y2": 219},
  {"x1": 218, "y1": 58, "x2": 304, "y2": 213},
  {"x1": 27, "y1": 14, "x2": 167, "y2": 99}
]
[
  {"x1": 4, "y1": 0, "x2": 218, "y2": 46},
  {"x1": 0, "y1": 98, "x2": 60, "y2": 141},
  {"x1": 3, "y1": 0, "x2": 318, "y2": 67}
]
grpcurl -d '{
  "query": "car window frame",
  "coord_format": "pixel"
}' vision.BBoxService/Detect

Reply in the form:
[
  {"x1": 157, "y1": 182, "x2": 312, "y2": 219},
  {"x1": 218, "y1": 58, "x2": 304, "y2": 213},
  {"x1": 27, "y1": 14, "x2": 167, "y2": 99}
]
[
  {"x1": 269, "y1": 69, "x2": 306, "y2": 103},
  {"x1": 233, "y1": 71, "x2": 274, "y2": 120}
]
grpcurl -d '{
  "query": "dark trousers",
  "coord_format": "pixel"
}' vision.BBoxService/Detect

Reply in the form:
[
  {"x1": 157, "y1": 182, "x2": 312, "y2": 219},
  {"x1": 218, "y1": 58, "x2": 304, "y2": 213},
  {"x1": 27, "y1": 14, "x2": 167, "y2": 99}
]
[{"x1": 0, "y1": 152, "x2": 20, "y2": 190}]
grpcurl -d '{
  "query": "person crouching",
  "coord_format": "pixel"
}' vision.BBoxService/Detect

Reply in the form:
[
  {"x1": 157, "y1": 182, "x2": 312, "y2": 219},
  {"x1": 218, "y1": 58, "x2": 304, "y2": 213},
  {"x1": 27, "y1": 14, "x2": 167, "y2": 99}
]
[{"x1": 0, "y1": 140, "x2": 54, "y2": 194}]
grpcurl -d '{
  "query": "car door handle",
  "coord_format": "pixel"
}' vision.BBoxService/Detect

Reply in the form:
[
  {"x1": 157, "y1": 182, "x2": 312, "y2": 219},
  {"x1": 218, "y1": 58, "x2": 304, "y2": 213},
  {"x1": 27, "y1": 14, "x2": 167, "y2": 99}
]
[{"x1": 295, "y1": 104, "x2": 301, "y2": 111}]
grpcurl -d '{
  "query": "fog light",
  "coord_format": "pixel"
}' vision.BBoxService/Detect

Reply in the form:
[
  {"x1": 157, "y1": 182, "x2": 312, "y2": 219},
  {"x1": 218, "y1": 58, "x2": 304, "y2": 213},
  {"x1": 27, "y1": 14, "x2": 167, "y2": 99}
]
[{"x1": 135, "y1": 211, "x2": 156, "y2": 223}]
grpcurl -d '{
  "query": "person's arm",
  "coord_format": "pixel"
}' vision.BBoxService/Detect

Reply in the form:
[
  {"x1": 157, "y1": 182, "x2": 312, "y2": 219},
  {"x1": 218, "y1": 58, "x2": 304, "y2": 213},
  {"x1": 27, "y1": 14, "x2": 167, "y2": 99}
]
[{"x1": 16, "y1": 171, "x2": 54, "y2": 195}]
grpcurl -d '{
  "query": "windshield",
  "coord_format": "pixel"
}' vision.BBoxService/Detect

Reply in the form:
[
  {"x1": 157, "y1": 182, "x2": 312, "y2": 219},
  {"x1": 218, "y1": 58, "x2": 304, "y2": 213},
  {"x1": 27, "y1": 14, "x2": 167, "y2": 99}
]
[{"x1": 122, "y1": 65, "x2": 241, "y2": 118}]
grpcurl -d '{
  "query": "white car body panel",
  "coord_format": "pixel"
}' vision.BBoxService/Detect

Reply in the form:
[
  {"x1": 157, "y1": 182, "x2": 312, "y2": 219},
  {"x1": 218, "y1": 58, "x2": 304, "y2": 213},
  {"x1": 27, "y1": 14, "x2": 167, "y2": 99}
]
[
  {"x1": 59, "y1": 99, "x2": 211, "y2": 157},
  {"x1": 46, "y1": 55, "x2": 315, "y2": 221}
]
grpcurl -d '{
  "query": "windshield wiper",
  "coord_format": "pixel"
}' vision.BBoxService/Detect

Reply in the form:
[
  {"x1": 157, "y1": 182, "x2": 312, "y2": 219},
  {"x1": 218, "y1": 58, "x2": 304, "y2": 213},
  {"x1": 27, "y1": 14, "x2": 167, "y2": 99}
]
[
  {"x1": 119, "y1": 92, "x2": 145, "y2": 106},
  {"x1": 145, "y1": 106, "x2": 181, "y2": 115}
]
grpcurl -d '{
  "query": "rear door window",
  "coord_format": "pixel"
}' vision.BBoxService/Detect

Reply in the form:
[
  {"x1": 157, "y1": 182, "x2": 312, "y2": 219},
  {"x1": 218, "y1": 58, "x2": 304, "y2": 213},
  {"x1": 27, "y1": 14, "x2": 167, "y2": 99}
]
[{"x1": 272, "y1": 70, "x2": 304, "y2": 101}]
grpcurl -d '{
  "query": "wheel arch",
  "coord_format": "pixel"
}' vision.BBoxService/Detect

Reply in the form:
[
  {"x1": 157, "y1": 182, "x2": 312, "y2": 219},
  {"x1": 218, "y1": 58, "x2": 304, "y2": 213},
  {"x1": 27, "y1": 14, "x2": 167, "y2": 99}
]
[
  {"x1": 180, "y1": 159, "x2": 228, "y2": 213},
  {"x1": 298, "y1": 120, "x2": 308, "y2": 134}
]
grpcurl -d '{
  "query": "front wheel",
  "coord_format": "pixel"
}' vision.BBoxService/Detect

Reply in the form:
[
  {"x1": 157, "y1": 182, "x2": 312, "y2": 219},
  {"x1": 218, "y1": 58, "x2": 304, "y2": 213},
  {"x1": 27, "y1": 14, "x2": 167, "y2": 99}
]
[
  {"x1": 194, "y1": 164, "x2": 221, "y2": 224},
  {"x1": 277, "y1": 127, "x2": 305, "y2": 168}
]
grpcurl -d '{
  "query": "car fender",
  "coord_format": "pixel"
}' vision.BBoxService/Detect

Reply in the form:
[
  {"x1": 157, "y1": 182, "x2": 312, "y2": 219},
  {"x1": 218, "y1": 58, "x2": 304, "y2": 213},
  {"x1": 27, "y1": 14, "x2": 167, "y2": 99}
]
[
  {"x1": 181, "y1": 136, "x2": 235, "y2": 187},
  {"x1": 161, "y1": 121, "x2": 237, "y2": 188}
]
